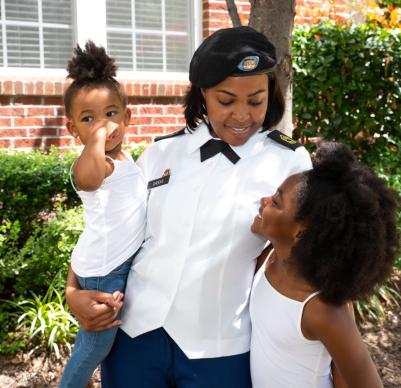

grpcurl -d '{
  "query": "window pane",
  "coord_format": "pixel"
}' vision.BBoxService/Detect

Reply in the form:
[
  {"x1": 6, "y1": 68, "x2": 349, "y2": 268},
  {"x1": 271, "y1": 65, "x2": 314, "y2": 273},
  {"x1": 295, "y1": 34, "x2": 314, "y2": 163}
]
[
  {"x1": 107, "y1": 31, "x2": 133, "y2": 70},
  {"x1": 136, "y1": 33, "x2": 162, "y2": 71},
  {"x1": 135, "y1": 0, "x2": 161, "y2": 30},
  {"x1": 42, "y1": 0, "x2": 72, "y2": 24},
  {"x1": 5, "y1": 0, "x2": 38, "y2": 22},
  {"x1": 106, "y1": 0, "x2": 193, "y2": 73},
  {"x1": 166, "y1": 34, "x2": 190, "y2": 72},
  {"x1": 7, "y1": 25, "x2": 40, "y2": 67},
  {"x1": 106, "y1": 0, "x2": 132, "y2": 28},
  {"x1": 165, "y1": 0, "x2": 188, "y2": 31},
  {"x1": 43, "y1": 27, "x2": 74, "y2": 68}
]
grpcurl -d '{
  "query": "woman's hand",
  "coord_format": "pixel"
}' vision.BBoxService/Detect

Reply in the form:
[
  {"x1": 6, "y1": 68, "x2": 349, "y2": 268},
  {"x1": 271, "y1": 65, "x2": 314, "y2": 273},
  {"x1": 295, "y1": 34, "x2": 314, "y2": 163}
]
[{"x1": 66, "y1": 266, "x2": 124, "y2": 332}]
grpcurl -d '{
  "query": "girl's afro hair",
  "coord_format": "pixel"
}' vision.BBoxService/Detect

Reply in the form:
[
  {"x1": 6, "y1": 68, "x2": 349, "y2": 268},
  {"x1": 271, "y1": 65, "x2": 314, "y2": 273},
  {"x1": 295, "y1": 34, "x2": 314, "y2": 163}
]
[{"x1": 292, "y1": 142, "x2": 400, "y2": 305}]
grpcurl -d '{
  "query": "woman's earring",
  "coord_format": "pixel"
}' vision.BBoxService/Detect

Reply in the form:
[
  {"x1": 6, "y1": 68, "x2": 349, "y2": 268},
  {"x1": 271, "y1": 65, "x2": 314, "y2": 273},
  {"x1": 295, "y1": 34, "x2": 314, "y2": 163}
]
[{"x1": 295, "y1": 229, "x2": 304, "y2": 239}]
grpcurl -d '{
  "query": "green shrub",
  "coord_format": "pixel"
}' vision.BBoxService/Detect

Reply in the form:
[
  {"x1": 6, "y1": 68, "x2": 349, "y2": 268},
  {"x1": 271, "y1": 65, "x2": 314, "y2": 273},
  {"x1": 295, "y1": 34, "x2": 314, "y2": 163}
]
[
  {"x1": 128, "y1": 142, "x2": 147, "y2": 161},
  {"x1": 292, "y1": 24, "x2": 401, "y2": 175},
  {"x1": 0, "y1": 148, "x2": 79, "y2": 228},
  {"x1": 0, "y1": 219, "x2": 22, "y2": 284},
  {"x1": 378, "y1": 0, "x2": 401, "y2": 7},
  {"x1": 0, "y1": 207, "x2": 84, "y2": 296},
  {"x1": 0, "y1": 302, "x2": 25, "y2": 354}
]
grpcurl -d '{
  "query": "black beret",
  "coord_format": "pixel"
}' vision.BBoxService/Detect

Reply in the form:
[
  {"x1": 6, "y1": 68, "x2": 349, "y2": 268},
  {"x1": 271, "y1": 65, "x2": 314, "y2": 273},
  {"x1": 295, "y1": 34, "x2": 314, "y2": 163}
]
[{"x1": 189, "y1": 26, "x2": 277, "y2": 89}]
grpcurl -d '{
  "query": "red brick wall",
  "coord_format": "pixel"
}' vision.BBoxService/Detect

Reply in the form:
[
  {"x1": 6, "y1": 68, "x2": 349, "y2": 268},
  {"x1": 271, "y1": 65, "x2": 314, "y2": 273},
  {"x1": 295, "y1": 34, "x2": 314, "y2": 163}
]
[
  {"x1": 0, "y1": 0, "x2": 356, "y2": 150},
  {"x1": 0, "y1": 80, "x2": 188, "y2": 150},
  {"x1": 203, "y1": 0, "x2": 251, "y2": 37}
]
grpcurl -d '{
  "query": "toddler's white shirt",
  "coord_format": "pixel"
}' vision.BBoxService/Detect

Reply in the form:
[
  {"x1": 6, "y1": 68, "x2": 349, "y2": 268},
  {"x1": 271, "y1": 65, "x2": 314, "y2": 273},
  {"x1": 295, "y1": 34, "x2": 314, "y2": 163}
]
[{"x1": 71, "y1": 154, "x2": 147, "y2": 277}]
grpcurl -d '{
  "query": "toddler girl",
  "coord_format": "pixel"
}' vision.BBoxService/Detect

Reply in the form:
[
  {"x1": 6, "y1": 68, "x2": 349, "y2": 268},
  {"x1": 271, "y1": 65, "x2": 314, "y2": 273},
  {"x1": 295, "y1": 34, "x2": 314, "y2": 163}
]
[
  {"x1": 250, "y1": 142, "x2": 399, "y2": 388},
  {"x1": 59, "y1": 41, "x2": 147, "y2": 387}
]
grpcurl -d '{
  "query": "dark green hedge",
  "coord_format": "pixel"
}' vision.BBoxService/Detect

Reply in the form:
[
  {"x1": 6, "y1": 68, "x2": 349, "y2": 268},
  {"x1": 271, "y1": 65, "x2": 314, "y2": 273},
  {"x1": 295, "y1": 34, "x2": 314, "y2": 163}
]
[
  {"x1": 0, "y1": 149, "x2": 79, "y2": 296},
  {"x1": 0, "y1": 148, "x2": 79, "y2": 230},
  {"x1": 292, "y1": 24, "x2": 401, "y2": 176}
]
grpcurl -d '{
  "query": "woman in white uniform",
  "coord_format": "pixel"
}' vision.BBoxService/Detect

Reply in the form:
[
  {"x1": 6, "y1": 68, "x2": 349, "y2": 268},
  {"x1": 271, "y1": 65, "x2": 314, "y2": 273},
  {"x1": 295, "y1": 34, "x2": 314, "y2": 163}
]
[{"x1": 65, "y1": 26, "x2": 312, "y2": 387}]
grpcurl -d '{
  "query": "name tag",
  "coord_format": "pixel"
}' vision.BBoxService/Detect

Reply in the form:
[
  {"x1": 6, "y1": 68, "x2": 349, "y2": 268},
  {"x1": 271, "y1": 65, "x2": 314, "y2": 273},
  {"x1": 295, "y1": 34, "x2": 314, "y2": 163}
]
[{"x1": 147, "y1": 169, "x2": 171, "y2": 189}]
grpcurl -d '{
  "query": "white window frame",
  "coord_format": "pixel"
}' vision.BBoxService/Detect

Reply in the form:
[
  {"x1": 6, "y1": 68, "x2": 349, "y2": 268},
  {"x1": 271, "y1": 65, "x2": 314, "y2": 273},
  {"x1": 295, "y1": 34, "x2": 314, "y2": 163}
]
[{"x1": 0, "y1": 0, "x2": 202, "y2": 81}]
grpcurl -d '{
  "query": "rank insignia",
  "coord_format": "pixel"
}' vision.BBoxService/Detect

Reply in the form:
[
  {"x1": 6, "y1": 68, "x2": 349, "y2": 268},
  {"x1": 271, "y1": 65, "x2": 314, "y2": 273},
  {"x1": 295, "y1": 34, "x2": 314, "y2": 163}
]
[
  {"x1": 147, "y1": 169, "x2": 171, "y2": 189},
  {"x1": 237, "y1": 56, "x2": 259, "y2": 72},
  {"x1": 267, "y1": 130, "x2": 302, "y2": 151}
]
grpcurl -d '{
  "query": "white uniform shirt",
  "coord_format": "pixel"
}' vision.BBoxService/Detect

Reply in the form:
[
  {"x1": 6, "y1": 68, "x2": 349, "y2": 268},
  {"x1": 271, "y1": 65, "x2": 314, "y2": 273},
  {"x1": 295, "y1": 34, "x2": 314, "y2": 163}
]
[{"x1": 121, "y1": 122, "x2": 312, "y2": 359}]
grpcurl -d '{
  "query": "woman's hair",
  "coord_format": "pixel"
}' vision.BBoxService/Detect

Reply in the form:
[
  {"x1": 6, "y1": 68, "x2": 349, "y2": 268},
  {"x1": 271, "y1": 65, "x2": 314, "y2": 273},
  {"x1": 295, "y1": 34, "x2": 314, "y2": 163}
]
[
  {"x1": 292, "y1": 142, "x2": 400, "y2": 305},
  {"x1": 183, "y1": 72, "x2": 285, "y2": 131},
  {"x1": 64, "y1": 40, "x2": 127, "y2": 118}
]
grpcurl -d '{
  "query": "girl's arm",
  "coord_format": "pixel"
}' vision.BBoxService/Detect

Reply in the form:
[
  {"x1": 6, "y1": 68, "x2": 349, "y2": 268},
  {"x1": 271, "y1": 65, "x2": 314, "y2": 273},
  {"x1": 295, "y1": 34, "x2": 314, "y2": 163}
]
[
  {"x1": 331, "y1": 361, "x2": 348, "y2": 388},
  {"x1": 72, "y1": 120, "x2": 110, "y2": 191},
  {"x1": 331, "y1": 302, "x2": 357, "y2": 388},
  {"x1": 66, "y1": 266, "x2": 123, "y2": 332},
  {"x1": 302, "y1": 299, "x2": 382, "y2": 388}
]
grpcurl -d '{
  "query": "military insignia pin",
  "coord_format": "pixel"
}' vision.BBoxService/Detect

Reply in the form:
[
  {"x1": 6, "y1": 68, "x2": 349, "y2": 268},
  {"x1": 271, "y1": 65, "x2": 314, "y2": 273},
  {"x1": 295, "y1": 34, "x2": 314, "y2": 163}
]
[
  {"x1": 237, "y1": 56, "x2": 259, "y2": 72},
  {"x1": 280, "y1": 134, "x2": 297, "y2": 145}
]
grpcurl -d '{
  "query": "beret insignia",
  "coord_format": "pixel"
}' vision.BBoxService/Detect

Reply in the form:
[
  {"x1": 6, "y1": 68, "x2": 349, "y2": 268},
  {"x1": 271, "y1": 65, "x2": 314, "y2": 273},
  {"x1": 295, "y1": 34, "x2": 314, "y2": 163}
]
[{"x1": 237, "y1": 55, "x2": 259, "y2": 72}]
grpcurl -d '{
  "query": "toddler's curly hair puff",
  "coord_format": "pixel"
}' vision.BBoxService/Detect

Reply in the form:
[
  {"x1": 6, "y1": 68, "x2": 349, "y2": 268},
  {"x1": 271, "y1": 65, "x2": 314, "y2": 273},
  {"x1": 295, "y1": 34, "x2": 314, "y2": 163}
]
[
  {"x1": 292, "y1": 142, "x2": 400, "y2": 305},
  {"x1": 64, "y1": 41, "x2": 127, "y2": 118}
]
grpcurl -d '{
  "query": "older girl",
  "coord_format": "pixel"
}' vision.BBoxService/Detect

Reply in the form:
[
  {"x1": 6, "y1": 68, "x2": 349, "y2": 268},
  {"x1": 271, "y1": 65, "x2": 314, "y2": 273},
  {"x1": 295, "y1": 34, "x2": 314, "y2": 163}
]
[{"x1": 250, "y1": 142, "x2": 399, "y2": 387}]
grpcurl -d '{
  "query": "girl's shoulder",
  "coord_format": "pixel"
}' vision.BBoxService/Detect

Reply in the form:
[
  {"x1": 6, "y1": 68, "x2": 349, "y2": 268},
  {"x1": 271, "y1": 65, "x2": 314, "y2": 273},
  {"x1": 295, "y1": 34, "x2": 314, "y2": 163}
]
[{"x1": 301, "y1": 296, "x2": 354, "y2": 341}]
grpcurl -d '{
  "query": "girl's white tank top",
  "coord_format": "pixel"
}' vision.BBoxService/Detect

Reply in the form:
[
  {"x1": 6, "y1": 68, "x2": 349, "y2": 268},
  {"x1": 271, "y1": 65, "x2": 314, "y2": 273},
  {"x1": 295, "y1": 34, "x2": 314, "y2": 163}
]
[
  {"x1": 250, "y1": 251, "x2": 333, "y2": 388},
  {"x1": 70, "y1": 153, "x2": 147, "y2": 277}
]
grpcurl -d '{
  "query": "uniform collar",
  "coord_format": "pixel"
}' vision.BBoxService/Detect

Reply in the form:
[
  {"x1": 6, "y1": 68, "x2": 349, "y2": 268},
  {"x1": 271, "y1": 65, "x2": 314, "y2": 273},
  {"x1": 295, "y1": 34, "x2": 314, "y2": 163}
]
[{"x1": 187, "y1": 121, "x2": 267, "y2": 160}]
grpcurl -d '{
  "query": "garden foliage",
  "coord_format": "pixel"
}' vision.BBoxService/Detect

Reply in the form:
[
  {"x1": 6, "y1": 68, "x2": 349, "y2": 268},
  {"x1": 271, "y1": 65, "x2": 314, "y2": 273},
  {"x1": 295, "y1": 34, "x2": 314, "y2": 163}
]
[
  {"x1": 292, "y1": 23, "x2": 401, "y2": 178},
  {"x1": 0, "y1": 149, "x2": 80, "y2": 296}
]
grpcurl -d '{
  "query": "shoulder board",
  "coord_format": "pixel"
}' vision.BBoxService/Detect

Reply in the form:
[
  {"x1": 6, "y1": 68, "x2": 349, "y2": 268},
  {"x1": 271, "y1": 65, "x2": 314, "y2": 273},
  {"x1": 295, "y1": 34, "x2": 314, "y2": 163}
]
[
  {"x1": 154, "y1": 128, "x2": 187, "y2": 142},
  {"x1": 267, "y1": 130, "x2": 302, "y2": 151}
]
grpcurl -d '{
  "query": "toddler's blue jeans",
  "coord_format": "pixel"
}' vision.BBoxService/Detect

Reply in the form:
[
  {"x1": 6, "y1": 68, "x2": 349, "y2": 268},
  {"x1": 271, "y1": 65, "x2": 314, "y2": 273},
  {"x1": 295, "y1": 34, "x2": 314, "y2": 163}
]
[{"x1": 59, "y1": 254, "x2": 135, "y2": 388}]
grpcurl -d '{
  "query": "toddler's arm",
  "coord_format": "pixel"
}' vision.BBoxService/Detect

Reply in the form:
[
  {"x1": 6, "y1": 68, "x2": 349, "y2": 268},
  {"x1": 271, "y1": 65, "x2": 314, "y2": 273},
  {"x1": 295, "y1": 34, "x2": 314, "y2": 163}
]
[{"x1": 73, "y1": 120, "x2": 110, "y2": 191}]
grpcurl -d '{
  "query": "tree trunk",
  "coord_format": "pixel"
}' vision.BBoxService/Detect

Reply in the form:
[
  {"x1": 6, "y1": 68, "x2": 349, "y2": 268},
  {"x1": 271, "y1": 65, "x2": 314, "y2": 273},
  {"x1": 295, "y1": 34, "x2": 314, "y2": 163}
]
[
  {"x1": 249, "y1": 0, "x2": 296, "y2": 135},
  {"x1": 225, "y1": 0, "x2": 242, "y2": 27}
]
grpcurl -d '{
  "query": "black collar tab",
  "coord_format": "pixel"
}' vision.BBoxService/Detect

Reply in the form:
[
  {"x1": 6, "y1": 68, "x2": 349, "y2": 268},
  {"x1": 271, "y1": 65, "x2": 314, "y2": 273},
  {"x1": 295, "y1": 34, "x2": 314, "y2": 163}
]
[{"x1": 200, "y1": 139, "x2": 240, "y2": 164}]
